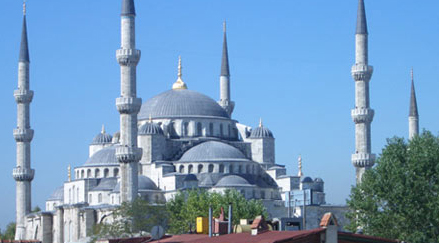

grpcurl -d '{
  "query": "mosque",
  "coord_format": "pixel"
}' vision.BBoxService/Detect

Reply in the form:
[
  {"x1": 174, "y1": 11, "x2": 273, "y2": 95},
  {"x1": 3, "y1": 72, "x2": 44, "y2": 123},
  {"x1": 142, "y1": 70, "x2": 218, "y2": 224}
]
[{"x1": 11, "y1": 0, "x2": 419, "y2": 242}]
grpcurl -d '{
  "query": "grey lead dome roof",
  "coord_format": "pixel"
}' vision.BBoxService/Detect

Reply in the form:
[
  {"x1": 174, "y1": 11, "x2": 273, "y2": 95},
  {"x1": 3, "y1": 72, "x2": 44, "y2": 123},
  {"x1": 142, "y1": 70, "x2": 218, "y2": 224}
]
[
  {"x1": 179, "y1": 141, "x2": 247, "y2": 162},
  {"x1": 91, "y1": 132, "x2": 113, "y2": 145},
  {"x1": 47, "y1": 186, "x2": 64, "y2": 201},
  {"x1": 215, "y1": 175, "x2": 252, "y2": 187},
  {"x1": 138, "y1": 89, "x2": 229, "y2": 120},
  {"x1": 249, "y1": 126, "x2": 273, "y2": 138},
  {"x1": 113, "y1": 176, "x2": 159, "y2": 192},
  {"x1": 84, "y1": 146, "x2": 118, "y2": 166},
  {"x1": 139, "y1": 122, "x2": 164, "y2": 135}
]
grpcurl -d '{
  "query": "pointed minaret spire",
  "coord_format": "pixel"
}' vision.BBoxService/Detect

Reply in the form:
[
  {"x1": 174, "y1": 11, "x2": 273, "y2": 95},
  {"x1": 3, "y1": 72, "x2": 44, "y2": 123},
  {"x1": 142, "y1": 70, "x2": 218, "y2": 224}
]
[
  {"x1": 14, "y1": 1, "x2": 35, "y2": 239},
  {"x1": 172, "y1": 56, "x2": 188, "y2": 90},
  {"x1": 101, "y1": 124, "x2": 106, "y2": 134},
  {"x1": 19, "y1": 2, "x2": 30, "y2": 63},
  {"x1": 356, "y1": 0, "x2": 368, "y2": 34},
  {"x1": 259, "y1": 118, "x2": 263, "y2": 127},
  {"x1": 121, "y1": 0, "x2": 136, "y2": 16},
  {"x1": 409, "y1": 68, "x2": 419, "y2": 140},
  {"x1": 218, "y1": 21, "x2": 235, "y2": 117}
]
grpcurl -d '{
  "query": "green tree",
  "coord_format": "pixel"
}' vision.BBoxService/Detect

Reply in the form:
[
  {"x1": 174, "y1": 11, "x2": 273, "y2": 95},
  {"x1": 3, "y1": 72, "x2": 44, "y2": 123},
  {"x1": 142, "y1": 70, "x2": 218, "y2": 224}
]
[
  {"x1": 90, "y1": 198, "x2": 167, "y2": 242},
  {"x1": 0, "y1": 222, "x2": 16, "y2": 240},
  {"x1": 31, "y1": 206, "x2": 41, "y2": 213},
  {"x1": 166, "y1": 189, "x2": 267, "y2": 234},
  {"x1": 346, "y1": 131, "x2": 439, "y2": 243}
]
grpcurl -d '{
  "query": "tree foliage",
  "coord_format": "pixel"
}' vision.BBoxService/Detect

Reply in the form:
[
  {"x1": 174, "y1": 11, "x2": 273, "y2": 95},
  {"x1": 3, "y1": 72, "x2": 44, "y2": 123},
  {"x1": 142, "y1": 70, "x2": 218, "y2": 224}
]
[
  {"x1": 0, "y1": 222, "x2": 16, "y2": 240},
  {"x1": 166, "y1": 189, "x2": 267, "y2": 234},
  {"x1": 346, "y1": 131, "x2": 439, "y2": 243},
  {"x1": 90, "y1": 198, "x2": 167, "y2": 241}
]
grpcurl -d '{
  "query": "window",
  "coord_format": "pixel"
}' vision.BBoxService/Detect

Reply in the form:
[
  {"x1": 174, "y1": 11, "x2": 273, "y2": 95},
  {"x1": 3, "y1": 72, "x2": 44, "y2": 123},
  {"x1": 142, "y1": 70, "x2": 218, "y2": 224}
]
[
  {"x1": 69, "y1": 189, "x2": 72, "y2": 204},
  {"x1": 77, "y1": 188, "x2": 79, "y2": 203},
  {"x1": 182, "y1": 122, "x2": 189, "y2": 136},
  {"x1": 208, "y1": 164, "x2": 214, "y2": 173},
  {"x1": 98, "y1": 193, "x2": 102, "y2": 203},
  {"x1": 179, "y1": 165, "x2": 184, "y2": 173},
  {"x1": 229, "y1": 165, "x2": 234, "y2": 174},
  {"x1": 219, "y1": 164, "x2": 225, "y2": 173},
  {"x1": 95, "y1": 168, "x2": 100, "y2": 178},
  {"x1": 246, "y1": 165, "x2": 250, "y2": 174},
  {"x1": 238, "y1": 165, "x2": 242, "y2": 174},
  {"x1": 228, "y1": 124, "x2": 231, "y2": 137},
  {"x1": 209, "y1": 123, "x2": 214, "y2": 136},
  {"x1": 81, "y1": 170, "x2": 85, "y2": 178},
  {"x1": 72, "y1": 186, "x2": 75, "y2": 203},
  {"x1": 89, "y1": 194, "x2": 92, "y2": 203},
  {"x1": 220, "y1": 124, "x2": 224, "y2": 137},
  {"x1": 261, "y1": 191, "x2": 265, "y2": 199},
  {"x1": 104, "y1": 168, "x2": 109, "y2": 178},
  {"x1": 87, "y1": 169, "x2": 91, "y2": 178},
  {"x1": 197, "y1": 123, "x2": 202, "y2": 136},
  {"x1": 113, "y1": 168, "x2": 119, "y2": 177},
  {"x1": 169, "y1": 121, "x2": 177, "y2": 138},
  {"x1": 188, "y1": 165, "x2": 193, "y2": 173},
  {"x1": 198, "y1": 164, "x2": 203, "y2": 173}
]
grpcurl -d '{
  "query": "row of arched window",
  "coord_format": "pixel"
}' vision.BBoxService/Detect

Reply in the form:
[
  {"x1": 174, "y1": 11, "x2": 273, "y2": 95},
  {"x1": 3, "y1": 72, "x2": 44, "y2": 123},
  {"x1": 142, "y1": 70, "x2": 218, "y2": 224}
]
[
  {"x1": 75, "y1": 167, "x2": 119, "y2": 179},
  {"x1": 177, "y1": 163, "x2": 258, "y2": 174},
  {"x1": 167, "y1": 121, "x2": 236, "y2": 138}
]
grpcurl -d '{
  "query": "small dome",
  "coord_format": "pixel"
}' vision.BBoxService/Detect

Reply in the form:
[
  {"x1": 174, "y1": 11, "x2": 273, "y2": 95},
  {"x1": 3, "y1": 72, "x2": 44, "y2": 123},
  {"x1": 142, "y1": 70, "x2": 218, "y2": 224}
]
[
  {"x1": 249, "y1": 126, "x2": 273, "y2": 138},
  {"x1": 179, "y1": 141, "x2": 247, "y2": 162},
  {"x1": 84, "y1": 146, "x2": 118, "y2": 166},
  {"x1": 302, "y1": 176, "x2": 313, "y2": 183},
  {"x1": 314, "y1": 178, "x2": 324, "y2": 183},
  {"x1": 47, "y1": 186, "x2": 64, "y2": 201},
  {"x1": 215, "y1": 175, "x2": 251, "y2": 187},
  {"x1": 91, "y1": 131, "x2": 113, "y2": 144},
  {"x1": 183, "y1": 174, "x2": 198, "y2": 181},
  {"x1": 139, "y1": 89, "x2": 229, "y2": 120},
  {"x1": 139, "y1": 122, "x2": 163, "y2": 135},
  {"x1": 92, "y1": 178, "x2": 118, "y2": 191},
  {"x1": 113, "y1": 176, "x2": 159, "y2": 192}
]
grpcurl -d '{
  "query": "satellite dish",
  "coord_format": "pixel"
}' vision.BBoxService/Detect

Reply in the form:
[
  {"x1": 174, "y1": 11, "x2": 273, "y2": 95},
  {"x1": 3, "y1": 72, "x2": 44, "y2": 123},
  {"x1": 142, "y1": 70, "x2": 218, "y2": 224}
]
[{"x1": 151, "y1": 225, "x2": 165, "y2": 240}]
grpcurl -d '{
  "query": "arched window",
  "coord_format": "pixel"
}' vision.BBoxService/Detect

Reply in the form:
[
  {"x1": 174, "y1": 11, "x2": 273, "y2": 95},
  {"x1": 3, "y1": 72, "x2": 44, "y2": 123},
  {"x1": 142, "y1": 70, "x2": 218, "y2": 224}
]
[
  {"x1": 238, "y1": 165, "x2": 242, "y2": 174},
  {"x1": 198, "y1": 164, "x2": 203, "y2": 173},
  {"x1": 111, "y1": 196, "x2": 114, "y2": 204},
  {"x1": 261, "y1": 191, "x2": 265, "y2": 199},
  {"x1": 72, "y1": 186, "x2": 75, "y2": 203},
  {"x1": 95, "y1": 168, "x2": 100, "y2": 178},
  {"x1": 81, "y1": 170, "x2": 85, "y2": 178},
  {"x1": 113, "y1": 168, "x2": 119, "y2": 177},
  {"x1": 246, "y1": 165, "x2": 250, "y2": 174},
  {"x1": 219, "y1": 124, "x2": 224, "y2": 137},
  {"x1": 228, "y1": 124, "x2": 231, "y2": 137},
  {"x1": 208, "y1": 164, "x2": 214, "y2": 173},
  {"x1": 169, "y1": 121, "x2": 178, "y2": 138},
  {"x1": 87, "y1": 169, "x2": 91, "y2": 178},
  {"x1": 182, "y1": 122, "x2": 189, "y2": 136},
  {"x1": 197, "y1": 123, "x2": 202, "y2": 136},
  {"x1": 77, "y1": 188, "x2": 79, "y2": 203},
  {"x1": 104, "y1": 168, "x2": 109, "y2": 178},
  {"x1": 89, "y1": 194, "x2": 92, "y2": 204},
  {"x1": 229, "y1": 165, "x2": 234, "y2": 174},
  {"x1": 179, "y1": 165, "x2": 184, "y2": 173},
  {"x1": 209, "y1": 123, "x2": 214, "y2": 136},
  {"x1": 188, "y1": 165, "x2": 193, "y2": 173},
  {"x1": 219, "y1": 164, "x2": 225, "y2": 173},
  {"x1": 69, "y1": 189, "x2": 72, "y2": 204},
  {"x1": 76, "y1": 171, "x2": 79, "y2": 179},
  {"x1": 98, "y1": 193, "x2": 102, "y2": 203}
]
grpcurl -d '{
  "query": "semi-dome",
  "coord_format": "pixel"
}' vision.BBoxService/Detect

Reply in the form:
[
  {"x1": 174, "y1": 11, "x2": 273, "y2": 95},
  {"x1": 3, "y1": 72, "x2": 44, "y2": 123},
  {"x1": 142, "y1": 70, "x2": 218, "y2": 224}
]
[
  {"x1": 92, "y1": 178, "x2": 118, "y2": 191},
  {"x1": 139, "y1": 122, "x2": 163, "y2": 135},
  {"x1": 215, "y1": 175, "x2": 252, "y2": 187},
  {"x1": 84, "y1": 146, "x2": 118, "y2": 166},
  {"x1": 249, "y1": 126, "x2": 273, "y2": 138},
  {"x1": 91, "y1": 131, "x2": 113, "y2": 144},
  {"x1": 179, "y1": 141, "x2": 247, "y2": 162},
  {"x1": 113, "y1": 176, "x2": 159, "y2": 192},
  {"x1": 138, "y1": 89, "x2": 229, "y2": 120},
  {"x1": 47, "y1": 186, "x2": 64, "y2": 201}
]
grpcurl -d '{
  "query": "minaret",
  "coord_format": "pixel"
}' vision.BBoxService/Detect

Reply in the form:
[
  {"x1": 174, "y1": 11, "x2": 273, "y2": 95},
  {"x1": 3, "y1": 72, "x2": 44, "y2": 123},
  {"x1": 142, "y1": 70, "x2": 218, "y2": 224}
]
[
  {"x1": 351, "y1": 0, "x2": 375, "y2": 184},
  {"x1": 115, "y1": 0, "x2": 142, "y2": 202},
  {"x1": 218, "y1": 21, "x2": 235, "y2": 117},
  {"x1": 408, "y1": 68, "x2": 419, "y2": 140},
  {"x1": 13, "y1": 2, "x2": 35, "y2": 240},
  {"x1": 297, "y1": 155, "x2": 303, "y2": 177}
]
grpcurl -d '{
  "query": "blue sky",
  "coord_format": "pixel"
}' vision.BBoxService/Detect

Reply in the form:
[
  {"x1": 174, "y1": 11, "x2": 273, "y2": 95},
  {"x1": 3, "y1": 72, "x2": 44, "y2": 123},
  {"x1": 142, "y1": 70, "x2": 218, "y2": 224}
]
[{"x1": 0, "y1": 0, "x2": 438, "y2": 230}]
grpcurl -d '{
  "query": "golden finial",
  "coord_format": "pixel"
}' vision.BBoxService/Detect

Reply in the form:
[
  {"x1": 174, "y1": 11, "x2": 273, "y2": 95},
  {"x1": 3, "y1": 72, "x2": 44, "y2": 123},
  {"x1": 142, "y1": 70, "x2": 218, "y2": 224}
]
[
  {"x1": 172, "y1": 56, "x2": 188, "y2": 90},
  {"x1": 259, "y1": 118, "x2": 263, "y2": 128},
  {"x1": 149, "y1": 114, "x2": 152, "y2": 123},
  {"x1": 68, "y1": 164, "x2": 71, "y2": 182},
  {"x1": 297, "y1": 155, "x2": 303, "y2": 177},
  {"x1": 23, "y1": 0, "x2": 26, "y2": 16},
  {"x1": 101, "y1": 124, "x2": 105, "y2": 134}
]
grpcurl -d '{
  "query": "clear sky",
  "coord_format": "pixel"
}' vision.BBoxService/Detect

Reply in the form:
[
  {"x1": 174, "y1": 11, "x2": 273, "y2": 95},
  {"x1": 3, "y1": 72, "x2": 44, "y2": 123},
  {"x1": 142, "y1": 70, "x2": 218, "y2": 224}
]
[{"x1": 0, "y1": 0, "x2": 438, "y2": 230}]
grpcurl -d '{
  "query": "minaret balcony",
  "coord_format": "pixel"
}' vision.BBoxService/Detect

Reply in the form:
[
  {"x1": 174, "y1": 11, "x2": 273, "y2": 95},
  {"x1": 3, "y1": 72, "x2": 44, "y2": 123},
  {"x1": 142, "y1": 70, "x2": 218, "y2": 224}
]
[
  {"x1": 116, "y1": 97, "x2": 142, "y2": 114},
  {"x1": 13, "y1": 90, "x2": 34, "y2": 104},
  {"x1": 116, "y1": 49, "x2": 141, "y2": 66},
  {"x1": 351, "y1": 64, "x2": 373, "y2": 81},
  {"x1": 116, "y1": 146, "x2": 142, "y2": 163},
  {"x1": 13, "y1": 128, "x2": 34, "y2": 142},
  {"x1": 351, "y1": 153, "x2": 376, "y2": 167},
  {"x1": 12, "y1": 167, "x2": 35, "y2": 181},
  {"x1": 351, "y1": 108, "x2": 374, "y2": 123}
]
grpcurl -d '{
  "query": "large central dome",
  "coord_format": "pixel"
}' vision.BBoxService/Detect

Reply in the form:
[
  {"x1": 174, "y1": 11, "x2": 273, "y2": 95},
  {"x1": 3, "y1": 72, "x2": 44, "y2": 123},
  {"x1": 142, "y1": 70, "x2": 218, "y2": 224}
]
[{"x1": 139, "y1": 89, "x2": 229, "y2": 120}]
